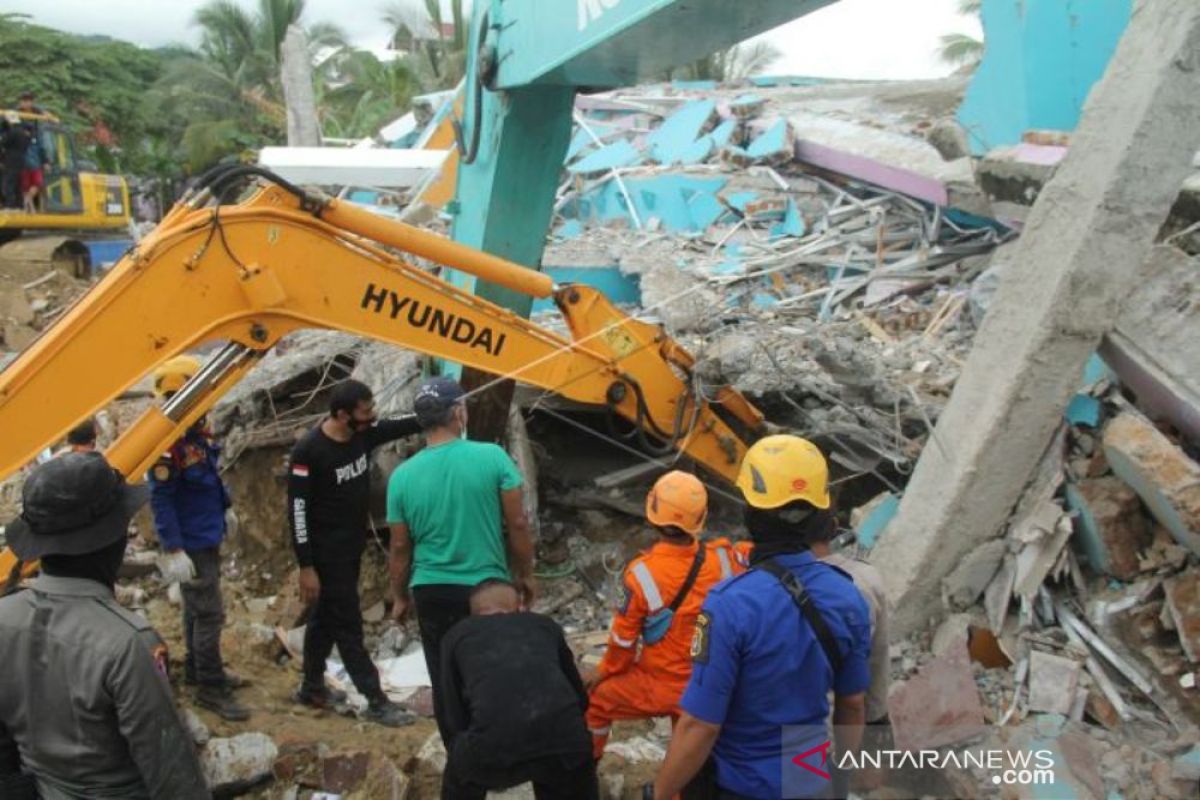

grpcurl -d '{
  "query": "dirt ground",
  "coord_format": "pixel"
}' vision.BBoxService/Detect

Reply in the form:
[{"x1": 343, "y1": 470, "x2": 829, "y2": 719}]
[{"x1": 133, "y1": 525, "x2": 661, "y2": 799}]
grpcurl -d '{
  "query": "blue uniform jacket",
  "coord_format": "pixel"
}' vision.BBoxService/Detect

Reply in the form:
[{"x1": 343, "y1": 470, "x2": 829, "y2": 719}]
[
  {"x1": 680, "y1": 550, "x2": 872, "y2": 800},
  {"x1": 148, "y1": 427, "x2": 230, "y2": 552}
]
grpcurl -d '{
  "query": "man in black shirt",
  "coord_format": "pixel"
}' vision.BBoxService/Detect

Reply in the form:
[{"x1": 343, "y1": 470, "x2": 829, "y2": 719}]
[
  {"x1": 288, "y1": 379, "x2": 420, "y2": 727},
  {"x1": 440, "y1": 580, "x2": 597, "y2": 800}
]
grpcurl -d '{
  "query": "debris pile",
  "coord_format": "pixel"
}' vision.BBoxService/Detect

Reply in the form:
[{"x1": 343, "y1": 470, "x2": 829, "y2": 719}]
[
  {"x1": 0, "y1": 265, "x2": 89, "y2": 356},
  {"x1": 872, "y1": 349, "x2": 1199, "y2": 797},
  {"x1": 534, "y1": 80, "x2": 1013, "y2": 485},
  {"x1": 2, "y1": 70, "x2": 1197, "y2": 798}
]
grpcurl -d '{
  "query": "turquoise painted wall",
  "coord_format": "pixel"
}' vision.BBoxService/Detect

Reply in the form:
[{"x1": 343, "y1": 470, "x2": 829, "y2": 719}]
[{"x1": 958, "y1": 0, "x2": 1132, "y2": 155}]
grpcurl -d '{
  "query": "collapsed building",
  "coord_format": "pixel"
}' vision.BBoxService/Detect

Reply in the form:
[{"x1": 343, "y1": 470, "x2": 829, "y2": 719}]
[{"x1": 0, "y1": 2, "x2": 1197, "y2": 798}]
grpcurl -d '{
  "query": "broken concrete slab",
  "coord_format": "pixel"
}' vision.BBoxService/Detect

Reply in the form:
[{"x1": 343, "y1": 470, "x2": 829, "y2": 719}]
[
  {"x1": 1011, "y1": 501, "x2": 1072, "y2": 602},
  {"x1": 930, "y1": 613, "x2": 973, "y2": 658},
  {"x1": 887, "y1": 640, "x2": 986, "y2": 751},
  {"x1": 568, "y1": 139, "x2": 641, "y2": 176},
  {"x1": 321, "y1": 750, "x2": 373, "y2": 794},
  {"x1": 202, "y1": 732, "x2": 278, "y2": 793},
  {"x1": 742, "y1": 119, "x2": 794, "y2": 165},
  {"x1": 926, "y1": 119, "x2": 970, "y2": 161},
  {"x1": 1028, "y1": 650, "x2": 1083, "y2": 715},
  {"x1": 645, "y1": 99, "x2": 718, "y2": 165},
  {"x1": 793, "y1": 136, "x2": 951, "y2": 207},
  {"x1": 272, "y1": 740, "x2": 325, "y2": 787},
  {"x1": 1103, "y1": 412, "x2": 1200, "y2": 555},
  {"x1": 942, "y1": 538, "x2": 1006, "y2": 609},
  {"x1": 873, "y1": 0, "x2": 1200, "y2": 635},
  {"x1": 1065, "y1": 476, "x2": 1154, "y2": 580},
  {"x1": 1163, "y1": 568, "x2": 1200, "y2": 662},
  {"x1": 984, "y1": 556, "x2": 1017, "y2": 634},
  {"x1": 1106, "y1": 245, "x2": 1200, "y2": 439},
  {"x1": 355, "y1": 753, "x2": 410, "y2": 799},
  {"x1": 976, "y1": 143, "x2": 1067, "y2": 205}
]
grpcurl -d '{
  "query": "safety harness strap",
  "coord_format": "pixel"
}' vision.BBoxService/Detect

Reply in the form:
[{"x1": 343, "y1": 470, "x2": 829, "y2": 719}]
[
  {"x1": 667, "y1": 544, "x2": 707, "y2": 613},
  {"x1": 757, "y1": 558, "x2": 844, "y2": 675}
]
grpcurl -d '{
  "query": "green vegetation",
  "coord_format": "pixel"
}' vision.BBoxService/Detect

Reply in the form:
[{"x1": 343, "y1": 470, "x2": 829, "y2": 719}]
[
  {"x1": 939, "y1": 0, "x2": 985, "y2": 69},
  {"x1": 0, "y1": 1, "x2": 449, "y2": 184},
  {"x1": 0, "y1": 0, "x2": 788, "y2": 190}
]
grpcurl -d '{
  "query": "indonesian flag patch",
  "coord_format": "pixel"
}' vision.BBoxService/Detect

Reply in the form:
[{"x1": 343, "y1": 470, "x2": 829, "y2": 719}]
[{"x1": 291, "y1": 464, "x2": 310, "y2": 478}]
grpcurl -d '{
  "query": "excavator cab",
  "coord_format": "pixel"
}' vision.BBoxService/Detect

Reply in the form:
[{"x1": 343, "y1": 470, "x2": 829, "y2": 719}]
[{"x1": 0, "y1": 109, "x2": 131, "y2": 244}]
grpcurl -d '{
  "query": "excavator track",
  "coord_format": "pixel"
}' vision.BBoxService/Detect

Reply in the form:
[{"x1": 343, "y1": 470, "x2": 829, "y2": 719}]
[{"x1": 0, "y1": 235, "x2": 91, "y2": 280}]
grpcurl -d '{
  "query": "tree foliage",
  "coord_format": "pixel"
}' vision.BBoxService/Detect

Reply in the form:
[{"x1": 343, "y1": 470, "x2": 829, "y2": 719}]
[
  {"x1": 674, "y1": 40, "x2": 783, "y2": 83},
  {"x1": 0, "y1": 16, "x2": 170, "y2": 174},
  {"x1": 381, "y1": 0, "x2": 467, "y2": 90},
  {"x1": 939, "y1": 0, "x2": 985, "y2": 69}
]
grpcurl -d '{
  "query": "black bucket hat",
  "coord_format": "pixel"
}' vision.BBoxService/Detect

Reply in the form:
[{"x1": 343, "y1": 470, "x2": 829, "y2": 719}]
[{"x1": 5, "y1": 452, "x2": 148, "y2": 560}]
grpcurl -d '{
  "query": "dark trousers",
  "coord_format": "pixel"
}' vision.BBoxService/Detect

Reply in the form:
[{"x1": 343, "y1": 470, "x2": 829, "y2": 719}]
[
  {"x1": 302, "y1": 556, "x2": 384, "y2": 702},
  {"x1": 1, "y1": 167, "x2": 20, "y2": 208},
  {"x1": 682, "y1": 758, "x2": 834, "y2": 800},
  {"x1": 181, "y1": 547, "x2": 226, "y2": 686},
  {"x1": 413, "y1": 584, "x2": 473, "y2": 745},
  {"x1": 442, "y1": 749, "x2": 598, "y2": 800}
]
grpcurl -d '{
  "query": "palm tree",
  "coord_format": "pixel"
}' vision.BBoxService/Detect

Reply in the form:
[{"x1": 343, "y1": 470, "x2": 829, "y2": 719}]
[
  {"x1": 154, "y1": 0, "x2": 349, "y2": 170},
  {"x1": 939, "y1": 0, "x2": 985, "y2": 69},
  {"x1": 675, "y1": 40, "x2": 782, "y2": 83},
  {"x1": 319, "y1": 51, "x2": 418, "y2": 139},
  {"x1": 193, "y1": 0, "x2": 348, "y2": 91},
  {"x1": 381, "y1": 0, "x2": 467, "y2": 90}
]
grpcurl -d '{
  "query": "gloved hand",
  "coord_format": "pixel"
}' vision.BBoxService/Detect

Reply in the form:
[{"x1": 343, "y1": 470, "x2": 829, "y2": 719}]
[
  {"x1": 224, "y1": 508, "x2": 239, "y2": 539},
  {"x1": 156, "y1": 550, "x2": 196, "y2": 584}
]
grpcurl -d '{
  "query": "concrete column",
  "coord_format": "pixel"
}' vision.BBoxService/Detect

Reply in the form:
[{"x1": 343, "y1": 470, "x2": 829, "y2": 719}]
[
  {"x1": 281, "y1": 25, "x2": 321, "y2": 148},
  {"x1": 875, "y1": 0, "x2": 1200, "y2": 634}
]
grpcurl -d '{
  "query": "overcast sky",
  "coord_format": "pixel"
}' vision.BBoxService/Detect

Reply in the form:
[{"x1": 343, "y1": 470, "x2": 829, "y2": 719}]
[{"x1": 4, "y1": 0, "x2": 982, "y2": 81}]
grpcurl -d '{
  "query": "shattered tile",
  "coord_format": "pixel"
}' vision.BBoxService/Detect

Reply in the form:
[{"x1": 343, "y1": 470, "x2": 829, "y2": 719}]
[
  {"x1": 1028, "y1": 650, "x2": 1083, "y2": 715},
  {"x1": 645, "y1": 99, "x2": 719, "y2": 165},
  {"x1": 568, "y1": 140, "x2": 642, "y2": 176},
  {"x1": 887, "y1": 640, "x2": 986, "y2": 750}
]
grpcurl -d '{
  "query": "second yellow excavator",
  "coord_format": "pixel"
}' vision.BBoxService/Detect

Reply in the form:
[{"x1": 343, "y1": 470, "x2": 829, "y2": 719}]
[{"x1": 0, "y1": 164, "x2": 765, "y2": 576}]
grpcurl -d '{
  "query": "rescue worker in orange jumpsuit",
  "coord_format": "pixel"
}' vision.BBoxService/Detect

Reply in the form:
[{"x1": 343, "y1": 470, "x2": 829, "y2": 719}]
[{"x1": 585, "y1": 471, "x2": 742, "y2": 760}]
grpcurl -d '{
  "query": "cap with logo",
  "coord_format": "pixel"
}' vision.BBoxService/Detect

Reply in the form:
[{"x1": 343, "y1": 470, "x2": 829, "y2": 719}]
[{"x1": 413, "y1": 376, "x2": 466, "y2": 427}]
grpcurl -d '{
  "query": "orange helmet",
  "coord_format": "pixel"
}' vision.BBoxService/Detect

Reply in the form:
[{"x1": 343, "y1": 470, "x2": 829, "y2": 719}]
[{"x1": 645, "y1": 470, "x2": 708, "y2": 537}]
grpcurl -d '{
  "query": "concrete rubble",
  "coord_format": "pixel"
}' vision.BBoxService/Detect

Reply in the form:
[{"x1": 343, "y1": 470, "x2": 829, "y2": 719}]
[
  {"x1": 2, "y1": 61, "x2": 1198, "y2": 800},
  {"x1": 201, "y1": 732, "x2": 278, "y2": 794}
]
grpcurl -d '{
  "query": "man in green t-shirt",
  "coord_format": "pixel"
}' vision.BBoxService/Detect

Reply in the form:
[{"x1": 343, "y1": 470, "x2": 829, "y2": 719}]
[{"x1": 386, "y1": 376, "x2": 536, "y2": 746}]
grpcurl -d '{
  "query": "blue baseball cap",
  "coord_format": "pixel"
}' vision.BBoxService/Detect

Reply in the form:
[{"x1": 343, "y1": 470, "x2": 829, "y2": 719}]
[{"x1": 414, "y1": 377, "x2": 466, "y2": 425}]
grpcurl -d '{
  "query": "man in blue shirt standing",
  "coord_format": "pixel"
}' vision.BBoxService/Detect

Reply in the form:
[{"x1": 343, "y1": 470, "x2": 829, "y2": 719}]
[
  {"x1": 149, "y1": 356, "x2": 248, "y2": 722},
  {"x1": 652, "y1": 435, "x2": 872, "y2": 800}
]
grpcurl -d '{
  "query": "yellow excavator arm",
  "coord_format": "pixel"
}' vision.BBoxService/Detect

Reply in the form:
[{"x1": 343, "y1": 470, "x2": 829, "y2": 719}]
[{"x1": 0, "y1": 169, "x2": 764, "y2": 499}]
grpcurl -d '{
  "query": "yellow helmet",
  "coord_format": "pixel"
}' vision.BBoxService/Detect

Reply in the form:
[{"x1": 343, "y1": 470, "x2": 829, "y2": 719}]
[
  {"x1": 153, "y1": 355, "x2": 201, "y2": 398},
  {"x1": 645, "y1": 470, "x2": 708, "y2": 537},
  {"x1": 736, "y1": 435, "x2": 830, "y2": 510}
]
